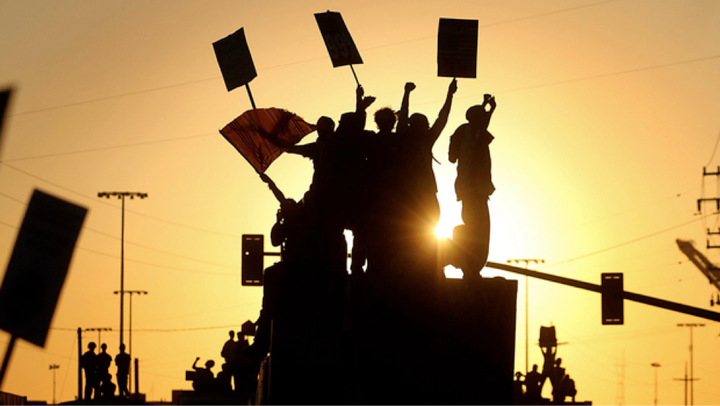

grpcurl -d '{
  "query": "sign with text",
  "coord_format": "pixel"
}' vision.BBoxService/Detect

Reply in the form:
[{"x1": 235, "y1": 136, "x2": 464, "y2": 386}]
[
  {"x1": 315, "y1": 11, "x2": 363, "y2": 67},
  {"x1": 0, "y1": 190, "x2": 87, "y2": 347},
  {"x1": 437, "y1": 18, "x2": 478, "y2": 78},
  {"x1": 213, "y1": 28, "x2": 258, "y2": 91}
]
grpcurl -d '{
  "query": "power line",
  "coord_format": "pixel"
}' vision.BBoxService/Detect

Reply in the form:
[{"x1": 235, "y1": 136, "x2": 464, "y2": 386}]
[
  {"x1": 541, "y1": 214, "x2": 710, "y2": 270},
  {"x1": 7, "y1": 0, "x2": 619, "y2": 118},
  {"x1": 0, "y1": 162, "x2": 245, "y2": 238},
  {"x1": 0, "y1": 190, "x2": 242, "y2": 270},
  {"x1": 1, "y1": 133, "x2": 215, "y2": 162}
]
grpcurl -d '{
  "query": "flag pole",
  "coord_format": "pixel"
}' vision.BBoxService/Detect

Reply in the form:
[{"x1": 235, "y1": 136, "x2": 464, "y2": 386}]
[
  {"x1": 350, "y1": 65, "x2": 360, "y2": 87},
  {"x1": 245, "y1": 84, "x2": 257, "y2": 109}
]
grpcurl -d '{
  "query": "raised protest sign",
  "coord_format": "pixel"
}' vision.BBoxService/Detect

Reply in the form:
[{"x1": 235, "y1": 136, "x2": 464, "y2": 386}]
[
  {"x1": 213, "y1": 28, "x2": 258, "y2": 92},
  {"x1": 0, "y1": 189, "x2": 87, "y2": 347},
  {"x1": 437, "y1": 18, "x2": 478, "y2": 78},
  {"x1": 315, "y1": 11, "x2": 363, "y2": 68}
]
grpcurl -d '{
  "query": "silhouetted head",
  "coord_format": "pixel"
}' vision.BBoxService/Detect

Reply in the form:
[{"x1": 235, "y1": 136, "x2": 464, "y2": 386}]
[
  {"x1": 532, "y1": 364, "x2": 538, "y2": 372},
  {"x1": 88, "y1": 342, "x2": 96, "y2": 350},
  {"x1": 408, "y1": 113, "x2": 429, "y2": 132},
  {"x1": 555, "y1": 358, "x2": 562, "y2": 366},
  {"x1": 466, "y1": 104, "x2": 492, "y2": 129},
  {"x1": 101, "y1": 343, "x2": 107, "y2": 352},
  {"x1": 228, "y1": 330, "x2": 235, "y2": 339},
  {"x1": 119, "y1": 343, "x2": 126, "y2": 353},
  {"x1": 374, "y1": 107, "x2": 396, "y2": 132},
  {"x1": 466, "y1": 105, "x2": 485, "y2": 122},
  {"x1": 205, "y1": 360, "x2": 215, "y2": 369},
  {"x1": 316, "y1": 116, "x2": 335, "y2": 139}
]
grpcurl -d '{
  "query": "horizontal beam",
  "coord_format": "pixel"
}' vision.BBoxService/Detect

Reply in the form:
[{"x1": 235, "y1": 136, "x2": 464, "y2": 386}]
[{"x1": 486, "y1": 261, "x2": 720, "y2": 323}]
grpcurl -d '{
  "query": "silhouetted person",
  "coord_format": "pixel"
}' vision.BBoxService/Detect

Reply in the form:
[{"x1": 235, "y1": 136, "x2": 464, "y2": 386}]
[
  {"x1": 215, "y1": 363, "x2": 233, "y2": 392},
  {"x1": 96, "y1": 343, "x2": 112, "y2": 388},
  {"x1": 551, "y1": 357, "x2": 567, "y2": 403},
  {"x1": 99, "y1": 373, "x2": 116, "y2": 399},
  {"x1": 448, "y1": 94, "x2": 497, "y2": 279},
  {"x1": 540, "y1": 342, "x2": 556, "y2": 393},
  {"x1": 513, "y1": 371, "x2": 525, "y2": 400},
  {"x1": 115, "y1": 343, "x2": 131, "y2": 398},
  {"x1": 191, "y1": 357, "x2": 215, "y2": 392},
  {"x1": 525, "y1": 364, "x2": 543, "y2": 400},
  {"x1": 391, "y1": 79, "x2": 456, "y2": 261},
  {"x1": 80, "y1": 342, "x2": 98, "y2": 400}
]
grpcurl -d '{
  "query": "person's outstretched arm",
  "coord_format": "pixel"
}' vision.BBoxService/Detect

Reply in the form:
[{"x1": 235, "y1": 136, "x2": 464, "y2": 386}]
[
  {"x1": 259, "y1": 173, "x2": 287, "y2": 204},
  {"x1": 396, "y1": 82, "x2": 415, "y2": 134},
  {"x1": 430, "y1": 78, "x2": 458, "y2": 141}
]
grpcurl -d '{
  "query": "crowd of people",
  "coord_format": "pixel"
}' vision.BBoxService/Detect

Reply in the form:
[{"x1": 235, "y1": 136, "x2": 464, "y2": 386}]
[
  {"x1": 241, "y1": 79, "x2": 501, "y2": 403},
  {"x1": 260, "y1": 78, "x2": 497, "y2": 282},
  {"x1": 79, "y1": 342, "x2": 131, "y2": 400},
  {"x1": 188, "y1": 329, "x2": 262, "y2": 403}
]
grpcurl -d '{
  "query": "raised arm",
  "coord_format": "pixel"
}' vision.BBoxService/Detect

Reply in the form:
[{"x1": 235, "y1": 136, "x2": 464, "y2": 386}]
[
  {"x1": 259, "y1": 173, "x2": 287, "y2": 205},
  {"x1": 430, "y1": 78, "x2": 458, "y2": 138},
  {"x1": 396, "y1": 82, "x2": 416, "y2": 133}
]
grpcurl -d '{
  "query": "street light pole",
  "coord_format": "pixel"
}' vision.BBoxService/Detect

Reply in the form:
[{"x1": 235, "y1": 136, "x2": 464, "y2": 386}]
[
  {"x1": 98, "y1": 191, "x2": 147, "y2": 348},
  {"x1": 651, "y1": 362, "x2": 660, "y2": 406},
  {"x1": 507, "y1": 258, "x2": 544, "y2": 375},
  {"x1": 114, "y1": 289, "x2": 147, "y2": 394},
  {"x1": 83, "y1": 327, "x2": 112, "y2": 347},
  {"x1": 49, "y1": 364, "x2": 59, "y2": 405},
  {"x1": 677, "y1": 323, "x2": 704, "y2": 405}
]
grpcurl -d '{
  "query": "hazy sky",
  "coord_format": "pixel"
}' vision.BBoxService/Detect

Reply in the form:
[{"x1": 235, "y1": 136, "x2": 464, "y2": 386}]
[{"x1": 2, "y1": 0, "x2": 720, "y2": 404}]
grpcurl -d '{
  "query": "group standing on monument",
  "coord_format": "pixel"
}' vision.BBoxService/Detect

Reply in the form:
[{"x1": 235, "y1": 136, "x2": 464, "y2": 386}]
[{"x1": 79, "y1": 342, "x2": 131, "y2": 401}]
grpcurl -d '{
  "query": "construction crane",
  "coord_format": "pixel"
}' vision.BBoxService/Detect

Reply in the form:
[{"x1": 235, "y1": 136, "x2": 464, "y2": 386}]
[{"x1": 676, "y1": 239, "x2": 720, "y2": 305}]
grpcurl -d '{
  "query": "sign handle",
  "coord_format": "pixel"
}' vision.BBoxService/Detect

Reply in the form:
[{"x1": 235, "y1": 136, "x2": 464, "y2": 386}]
[
  {"x1": 245, "y1": 84, "x2": 257, "y2": 110},
  {"x1": 350, "y1": 65, "x2": 360, "y2": 87},
  {"x1": 0, "y1": 335, "x2": 17, "y2": 389}
]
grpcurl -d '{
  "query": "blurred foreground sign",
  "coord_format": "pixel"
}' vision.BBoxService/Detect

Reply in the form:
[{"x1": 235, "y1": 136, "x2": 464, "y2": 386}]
[
  {"x1": 0, "y1": 190, "x2": 87, "y2": 347},
  {"x1": 0, "y1": 88, "x2": 12, "y2": 157},
  {"x1": 315, "y1": 11, "x2": 363, "y2": 67},
  {"x1": 213, "y1": 28, "x2": 257, "y2": 91},
  {"x1": 438, "y1": 18, "x2": 478, "y2": 78}
]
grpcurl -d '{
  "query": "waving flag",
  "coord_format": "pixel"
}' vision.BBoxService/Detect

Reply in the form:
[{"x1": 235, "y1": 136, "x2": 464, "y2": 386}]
[{"x1": 220, "y1": 108, "x2": 315, "y2": 173}]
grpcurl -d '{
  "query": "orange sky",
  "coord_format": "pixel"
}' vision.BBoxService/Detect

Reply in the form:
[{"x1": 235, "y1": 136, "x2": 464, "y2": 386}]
[{"x1": 2, "y1": 0, "x2": 720, "y2": 404}]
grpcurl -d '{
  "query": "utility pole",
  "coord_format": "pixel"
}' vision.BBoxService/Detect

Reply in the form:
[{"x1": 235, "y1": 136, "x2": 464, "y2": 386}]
[
  {"x1": 677, "y1": 323, "x2": 704, "y2": 405},
  {"x1": 98, "y1": 191, "x2": 147, "y2": 348},
  {"x1": 651, "y1": 362, "x2": 660, "y2": 406},
  {"x1": 506, "y1": 258, "x2": 544, "y2": 375},
  {"x1": 674, "y1": 362, "x2": 696, "y2": 406},
  {"x1": 114, "y1": 289, "x2": 147, "y2": 394},
  {"x1": 49, "y1": 364, "x2": 59, "y2": 405}
]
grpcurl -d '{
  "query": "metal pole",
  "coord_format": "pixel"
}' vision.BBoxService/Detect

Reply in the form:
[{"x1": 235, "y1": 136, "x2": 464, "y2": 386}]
[
  {"x1": 506, "y1": 259, "x2": 544, "y2": 374},
  {"x1": 677, "y1": 323, "x2": 704, "y2": 405},
  {"x1": 651, "y1": 362, "x2": 660, "y2": 406},
  {"x1": 77, "y1": 328, "x2": 82, "y2": 401},
  {"x1": 49, "y1": 364, "x2": 59, "y2": 405},
  {"x1": 120, "y1": 195, "x2": 125, "y2": 348},
  {"x1": 486, "y1": 262, "x2": 720, "y2": 322},
  {"x1": 114, "y1": 290, "x2": 147, "y2": 395}
]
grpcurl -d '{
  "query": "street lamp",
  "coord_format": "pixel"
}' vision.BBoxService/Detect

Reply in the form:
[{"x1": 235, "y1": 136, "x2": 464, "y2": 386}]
[
  {"x1": 114, "y1": 289, "x2": 147, "y2": 394},
  {"x1": 83, "y1": 327, "x2": 111, "y2": 347},
  {"x1": 677, "y1": 323, "x2": 704, "y2": 405},
  {"x1": 651, "y1": 362, "x2": 660, "y2": 406},
  {"x1": 49, "y1": 364, "x2": 59, "y2": 405},
  {"x1": 98, "y1": 191, "x2": 147, "y2": 348},
  {"x1": 507, "y1": 258, "x2": 544, "y2": 375}
]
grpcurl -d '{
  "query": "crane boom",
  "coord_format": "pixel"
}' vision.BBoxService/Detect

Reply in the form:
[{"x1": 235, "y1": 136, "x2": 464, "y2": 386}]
[{"x1": 676, "y1": 239, "x2": 720, "y2": 292}]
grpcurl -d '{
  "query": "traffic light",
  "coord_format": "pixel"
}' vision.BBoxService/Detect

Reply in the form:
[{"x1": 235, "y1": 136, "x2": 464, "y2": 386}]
[
  {"x1": 242, "y1": 234, "x2": 264, "y2": 286},
  {"x1": 601, "y1": 273, "x2": 624, "y2": 325}
]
